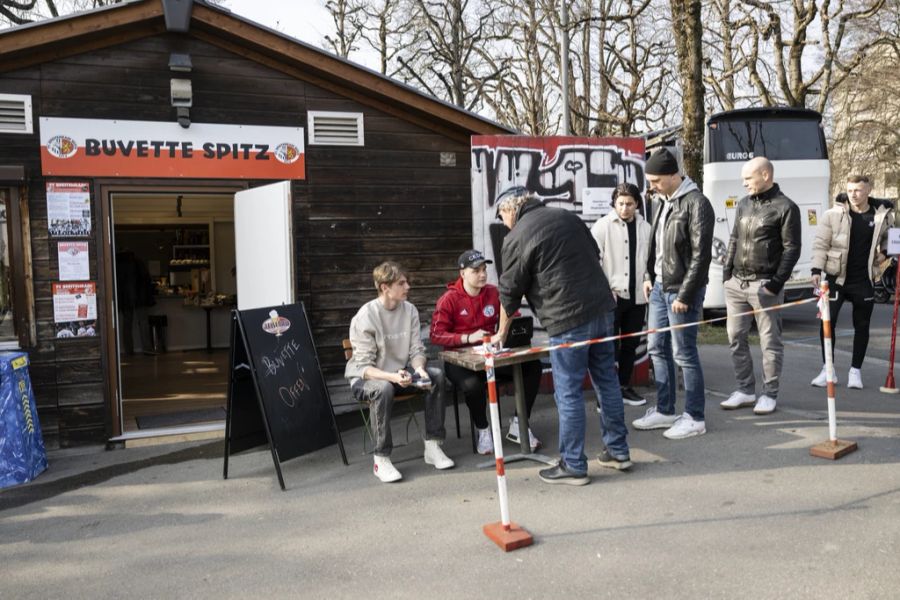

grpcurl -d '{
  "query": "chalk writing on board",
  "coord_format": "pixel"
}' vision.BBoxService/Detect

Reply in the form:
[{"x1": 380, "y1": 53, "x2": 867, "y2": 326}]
[
  {"x1": 278, "y1": 371, "x2": 311, "y2": 408},
  {"x1": 260, "y1": 338, "x2": 302, "y2": 377}
]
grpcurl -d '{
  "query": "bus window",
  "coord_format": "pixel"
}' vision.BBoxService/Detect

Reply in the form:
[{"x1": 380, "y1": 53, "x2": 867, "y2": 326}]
[{"x1": 706, "y1": 119, "x2": 827, "y2": 163}]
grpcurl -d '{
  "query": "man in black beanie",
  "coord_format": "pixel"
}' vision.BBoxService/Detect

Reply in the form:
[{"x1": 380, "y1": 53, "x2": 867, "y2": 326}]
[{"x1": 632, "y1": 149, "x2": 715, "y2": 440}]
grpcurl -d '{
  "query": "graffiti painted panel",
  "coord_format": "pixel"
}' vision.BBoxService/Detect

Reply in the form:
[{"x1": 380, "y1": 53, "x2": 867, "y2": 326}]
[{"x1": 471, "y1": 136, "x2": 646, "y2": 283}]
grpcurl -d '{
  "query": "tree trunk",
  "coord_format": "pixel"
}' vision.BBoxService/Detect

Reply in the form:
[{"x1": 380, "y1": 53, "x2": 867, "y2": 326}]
[{"x1": 670, "y1": 0, "x2": 705, "y2": 187}]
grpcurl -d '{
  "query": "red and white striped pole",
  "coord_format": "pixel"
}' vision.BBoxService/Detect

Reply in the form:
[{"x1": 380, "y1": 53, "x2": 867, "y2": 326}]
[
  {"x1": 481, "y1": 335, "x2": 533, "y2": 551},
  {"x1": 811, "y1": 281, "x2": 858, "y2": 459},
  {"x1": 880, "y1": 258, "x2": 900, "y2": 393}
]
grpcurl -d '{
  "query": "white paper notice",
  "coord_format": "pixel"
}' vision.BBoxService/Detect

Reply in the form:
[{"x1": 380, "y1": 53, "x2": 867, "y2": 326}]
[
  {"x1": 46, "y1": 182, "x2": 91, "y2": 237},
  {"x1": 58, "y1": 241, "x2": 90, "y2": 281},
  {"x1": 582, "y1": 187, "x2": 614, "y2": 217}
]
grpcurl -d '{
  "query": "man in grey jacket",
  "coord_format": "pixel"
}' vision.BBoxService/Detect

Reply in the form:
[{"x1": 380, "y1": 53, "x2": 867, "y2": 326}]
[
  {"x1": 345, "y1": 261, "x2": 453, "y2": 483},
  {"x1": 632, "y1": 149, "x2": 715, "y2": 439},
  {"x1": 496, "y1": 187, "x2": 630, "y2": 486},
  {"x1": 720, "y1": 156, "x2": 801, "y2": 415}
]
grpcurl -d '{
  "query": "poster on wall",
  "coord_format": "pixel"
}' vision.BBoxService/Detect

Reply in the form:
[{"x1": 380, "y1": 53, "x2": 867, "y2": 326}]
[
  {"x1": 470, "y1": 136, "x2": 646, "y2": 284},
  {"x1": 46, "y1": 182, "x2": 91, "y2": 238},
  {"x1": 57, "y1": 241, "x2": 90, "y2": 281},
  {"x1": 52, "y1": 282, "x2": 97, "y2": 338}
]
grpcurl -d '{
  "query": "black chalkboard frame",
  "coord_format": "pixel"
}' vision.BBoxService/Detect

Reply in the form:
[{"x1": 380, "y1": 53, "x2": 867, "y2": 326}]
[{"x1": 223, "y1": 304, "x2": 347, "y2": 490}]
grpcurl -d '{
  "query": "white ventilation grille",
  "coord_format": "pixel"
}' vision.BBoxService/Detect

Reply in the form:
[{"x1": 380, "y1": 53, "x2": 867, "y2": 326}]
[
  {"x1": 308, "y1": 111, "x2": 364, "y2": 146},
  {"x1": 0, "y1": 94, "x2": 33, "y2": 134}
]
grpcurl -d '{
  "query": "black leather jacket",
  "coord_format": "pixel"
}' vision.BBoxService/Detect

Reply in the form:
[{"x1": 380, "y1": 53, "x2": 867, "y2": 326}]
[
  {"x1": 499, "y1": 199, "x2": 616, "y2": 336},
  {"x1": 723, "y1": 183, "x2": 801, "y2": 294},
  {"x1": 647, "y1": 180, "x2": 715, "y2": 305}
]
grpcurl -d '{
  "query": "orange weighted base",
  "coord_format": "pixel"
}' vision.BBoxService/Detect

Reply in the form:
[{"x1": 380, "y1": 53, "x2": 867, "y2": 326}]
[
  {"x1": 483, "y1": 522, "x2": 534, "y2": 552},
  {"x1": 810, "y1": 439, "x2": 858, "y2": 460}
]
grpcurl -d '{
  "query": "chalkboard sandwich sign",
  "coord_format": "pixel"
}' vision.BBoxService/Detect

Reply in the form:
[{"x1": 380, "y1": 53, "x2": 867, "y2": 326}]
[{"x1": 224, "y1": 302, "x2": 347, "y2": 490}]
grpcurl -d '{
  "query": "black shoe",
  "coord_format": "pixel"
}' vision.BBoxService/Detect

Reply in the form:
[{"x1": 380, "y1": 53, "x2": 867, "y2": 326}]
[
  {"x1": 597, "y1": 448, "x2": 632, "y2": 471},
  {"x1": 539, "y1": 461, "x2": 590, "y2": 486},
  {"x1": 621, "y1": 386, "x2": 647, "y2": 406}
]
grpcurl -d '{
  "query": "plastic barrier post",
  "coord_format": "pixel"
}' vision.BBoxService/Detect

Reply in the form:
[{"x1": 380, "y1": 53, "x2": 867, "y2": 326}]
[
  {"x1": 880, "y1": 258, "x2": 900, "y2": 394},
  {"x1": 480, "y1": 335, "x2": 533, "y2": 552},
  {"x1": 810, "y1": 282, "x2": 859, "y2": 460}
]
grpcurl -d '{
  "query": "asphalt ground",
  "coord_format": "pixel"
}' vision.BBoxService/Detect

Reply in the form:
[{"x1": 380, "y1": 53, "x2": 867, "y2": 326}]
[{"x1": 1, "y1": 302, "x2": 898, "y2": 599}]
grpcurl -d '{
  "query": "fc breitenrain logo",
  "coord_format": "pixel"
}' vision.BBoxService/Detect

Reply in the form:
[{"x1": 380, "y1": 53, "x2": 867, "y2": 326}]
[
  {"x1": 47, "y1": 135, "x2": 78, "y2": 159},
  {"x1": 483, "y1": 305, "x2": 495, "y2": 317},
  {"x1": 274, "y1": 143, "x2": 301, "y2": 164}
]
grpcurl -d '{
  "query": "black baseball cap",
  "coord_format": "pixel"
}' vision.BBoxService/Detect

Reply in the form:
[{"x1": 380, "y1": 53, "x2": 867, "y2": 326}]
[{"x1": 458, "y1": 249, "x2": 492, "y2": 270}]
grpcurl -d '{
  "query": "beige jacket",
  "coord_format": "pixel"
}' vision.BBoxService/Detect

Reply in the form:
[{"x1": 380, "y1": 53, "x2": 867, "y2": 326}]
[
  {"x1": 811, "y1": 201, "x2": 893, "y2": 285},
  {"x1": 590, "y1": 211, "x2": 652, "y2": 303}
]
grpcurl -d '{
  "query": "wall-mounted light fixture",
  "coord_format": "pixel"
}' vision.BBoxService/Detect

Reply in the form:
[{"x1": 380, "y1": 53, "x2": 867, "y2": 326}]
[
  {"x1": 170, "y1": 78, "x2": 192, "y2": 128},
  {"x1": 169, "y1": 52, "x2": 193, "y2": 128}
]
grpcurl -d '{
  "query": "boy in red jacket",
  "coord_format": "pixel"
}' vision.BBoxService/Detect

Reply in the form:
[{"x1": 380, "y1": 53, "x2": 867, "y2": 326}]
[{"x1": 430, "y1": 250, "x2": 543, "y2": 454}]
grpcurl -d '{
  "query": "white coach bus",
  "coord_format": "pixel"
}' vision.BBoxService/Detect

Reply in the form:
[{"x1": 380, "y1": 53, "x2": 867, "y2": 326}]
[{"x1": 702, "y1": 107, "x2": 831, "y2": 309}]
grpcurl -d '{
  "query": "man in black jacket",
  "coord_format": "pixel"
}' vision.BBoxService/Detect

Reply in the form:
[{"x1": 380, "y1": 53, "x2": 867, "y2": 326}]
[
  {"x1": 720, "y1": 156, "x2": 801, "y2": 415},
  {"x1": 496, "y1": 187, "x2": 630, "y2": 486},
  {"x1": 632, "y1": 149, "x2": 715, "y2": 439}
]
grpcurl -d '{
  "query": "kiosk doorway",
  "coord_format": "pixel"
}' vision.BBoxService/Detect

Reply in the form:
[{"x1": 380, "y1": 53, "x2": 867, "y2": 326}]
[{"x1": 110, "y1": 192, "x2": 236, "y2": 434}]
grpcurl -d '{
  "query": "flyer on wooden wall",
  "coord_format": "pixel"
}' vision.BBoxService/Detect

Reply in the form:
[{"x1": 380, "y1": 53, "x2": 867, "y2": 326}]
[
  {"x1": 57, "y1": 241, "x2": 90, "y2": 281},
  {"x1": 46, "y1": 182, "x2": 91, "y2": 238},
  {"x1": 52, "y1": 281, "x2": 97, "y2": 338}
]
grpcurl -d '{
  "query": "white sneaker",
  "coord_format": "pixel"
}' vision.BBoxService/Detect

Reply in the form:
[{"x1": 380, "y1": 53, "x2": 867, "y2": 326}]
[
  {"x1": 663, "y1": 413, "x2": 706, "y2": 439},
  {"x1": 632, "y1": 407, "x2": 679, "y2": 430},
  {"x1": 506, "y1": 416, "x2": 542, "y2": 451},
  {"x1": 753, "y1": 394, "x2": 777, "y2": 415},
  {"x1": 720, "y1": 390, "x2": 756, "y2": 410},
  {"x1": 475, "y1": 427, "x2": 493, "y2": 455},
  {"x1": 848, "y1": 368, "x2": 863, "y2": 389},
  {"x1": 373, "y1": 455, "x2": 402, "y2": 483},
  {"x1": 423, "y1": 439, "x2": 455, "y2": 470},
  {"x1": 810, "y1": 366, "x2": 828, "y2": 387}
]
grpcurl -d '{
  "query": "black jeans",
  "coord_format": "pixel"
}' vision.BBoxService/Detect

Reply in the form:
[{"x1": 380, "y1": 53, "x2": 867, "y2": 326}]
[
  {"x1": 819, "y1": 277, "x2": 874, "y2": 369},
  {"x1": 614, "y1": 296, "x2": 647, "y2": 387},
  {"x1": 443, "y1": 360, "x2": 542, "y2": 429}
]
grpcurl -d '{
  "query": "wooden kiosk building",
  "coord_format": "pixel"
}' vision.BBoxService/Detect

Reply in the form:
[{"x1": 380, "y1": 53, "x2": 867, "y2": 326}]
[{"x1": 0, "y1": 0, "x2": 511, "y2": 447}]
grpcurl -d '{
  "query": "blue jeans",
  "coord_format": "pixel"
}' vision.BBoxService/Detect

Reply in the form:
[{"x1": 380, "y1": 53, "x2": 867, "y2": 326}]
[
  {"x1": 647, "y1": 282, "x2": 706, "y2": 420},
  {"x1": 549, "y1": 312, "x2": 629, "y2": 475}
]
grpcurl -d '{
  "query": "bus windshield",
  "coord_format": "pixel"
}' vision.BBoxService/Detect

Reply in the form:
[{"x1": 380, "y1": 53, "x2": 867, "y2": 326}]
[{"x1": 706, "y1": 118, "x2": 827, "y2": 163}]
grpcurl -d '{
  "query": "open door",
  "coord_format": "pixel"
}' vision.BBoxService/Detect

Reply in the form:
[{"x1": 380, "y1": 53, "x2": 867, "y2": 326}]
[{"x1": 234, "y1": 181, "x2": 293, "y2": 310}]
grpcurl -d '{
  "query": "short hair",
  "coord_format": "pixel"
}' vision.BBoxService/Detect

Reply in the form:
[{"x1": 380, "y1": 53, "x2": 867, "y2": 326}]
[
  {"x1": 613, "y1": 182, "x2": 643, "y2": 206},
  {"x1": 372, "y1": 261, "x2": 407, "y2": 292},
  {"x1": 847, "y1": 174, "x2": 870, "y2": 184}
]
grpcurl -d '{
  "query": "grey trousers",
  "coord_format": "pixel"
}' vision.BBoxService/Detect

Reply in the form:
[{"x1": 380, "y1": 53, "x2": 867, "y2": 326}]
[
  {"x1": 351, "y1": 366, "x2": 446, "y2": 457},
  {"x1": 725, "y1": 278, "x2": 784, "y2": 398}
]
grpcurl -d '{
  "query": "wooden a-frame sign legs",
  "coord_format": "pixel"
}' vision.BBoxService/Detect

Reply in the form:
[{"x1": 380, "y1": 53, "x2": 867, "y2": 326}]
[{"x1": 223, "y1": 306, "x2": 347, "y2": 491}]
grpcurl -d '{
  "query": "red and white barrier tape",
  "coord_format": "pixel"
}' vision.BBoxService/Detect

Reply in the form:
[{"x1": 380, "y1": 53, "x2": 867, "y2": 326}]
[{"x1": 494, "y1": 294, "x2": 822, "y2": 360}]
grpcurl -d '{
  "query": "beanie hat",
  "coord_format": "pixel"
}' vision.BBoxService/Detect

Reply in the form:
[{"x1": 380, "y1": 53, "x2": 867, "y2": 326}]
[{"x1": 645, "y1": 149, "x2": 679, "y2": 175}]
